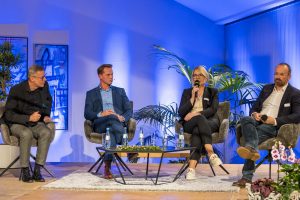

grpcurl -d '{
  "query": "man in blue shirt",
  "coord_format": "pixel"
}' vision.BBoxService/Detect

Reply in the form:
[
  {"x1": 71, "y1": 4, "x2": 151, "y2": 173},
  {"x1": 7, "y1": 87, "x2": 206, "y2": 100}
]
[{"x1": 84, "y1": 64, "x2": 132, "y2": 179}]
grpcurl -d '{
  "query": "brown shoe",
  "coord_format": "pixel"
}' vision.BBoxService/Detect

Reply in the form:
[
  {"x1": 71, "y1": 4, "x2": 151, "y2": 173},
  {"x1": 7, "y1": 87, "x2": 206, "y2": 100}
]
[
  {"x1": 237, "y1": 146, "x2": 260, "y2": 161},
  {"x1": 232, "y1": 178, "x2": 252, "y2": 188},
  {"x1": 104, "y1": 160, "x2": 113, "y2": 179}
]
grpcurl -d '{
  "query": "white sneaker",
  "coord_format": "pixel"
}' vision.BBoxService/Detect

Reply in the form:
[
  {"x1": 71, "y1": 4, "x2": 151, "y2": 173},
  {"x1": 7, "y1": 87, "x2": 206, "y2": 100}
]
[
  {"x1": 185, "y1": 168, "x2": 196, "y2": 180},
  {"x1": 209, "y1": 154, "x2": 223, "y2": 167}
]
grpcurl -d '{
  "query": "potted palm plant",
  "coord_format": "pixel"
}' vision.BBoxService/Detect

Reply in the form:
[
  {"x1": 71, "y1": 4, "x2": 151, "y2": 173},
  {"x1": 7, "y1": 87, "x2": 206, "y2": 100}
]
[{"x1": 0, "y1": 41, "x2": 21, "y2": 101}]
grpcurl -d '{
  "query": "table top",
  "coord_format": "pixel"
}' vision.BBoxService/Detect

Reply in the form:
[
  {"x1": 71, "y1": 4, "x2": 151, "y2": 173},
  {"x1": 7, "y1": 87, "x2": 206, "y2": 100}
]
[{"x1": 96, "y1": 146, "x2": 196, "y2": 153}]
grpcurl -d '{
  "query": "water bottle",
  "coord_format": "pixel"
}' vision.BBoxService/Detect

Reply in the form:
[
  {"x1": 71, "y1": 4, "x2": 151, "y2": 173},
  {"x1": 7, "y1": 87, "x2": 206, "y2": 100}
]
[
  {"x1": 151, "y1": 132, "x2": 156, "y2": 146},
  {"x1": 122, "y1": 127, "x2": 128, "y2": 146},
  {"x1": 105, "y1": 127, "x2": 111, "y2": 149},
  {"x1": 177, "y1": 127, "x2": 185, "y2": 148},
  {"x1": 139, "y1": 127, "x2": 144, "y2": 146}
]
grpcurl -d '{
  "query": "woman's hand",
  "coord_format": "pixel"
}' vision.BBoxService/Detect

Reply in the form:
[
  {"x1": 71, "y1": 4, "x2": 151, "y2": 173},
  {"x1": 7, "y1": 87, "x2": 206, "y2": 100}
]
[
  {"x1": 184, "y1": 112, "x2": 200, "y2": 121},
  {"x1": 190, "y1": 86, "x2": 200, "y2": 104}
]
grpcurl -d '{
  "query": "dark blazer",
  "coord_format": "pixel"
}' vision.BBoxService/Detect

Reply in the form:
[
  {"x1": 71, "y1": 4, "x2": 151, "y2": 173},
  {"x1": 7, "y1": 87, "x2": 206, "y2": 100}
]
[
  {"x1": 178, "y1": 87, "x2": 219, "y2": 124},
  {"x1": 250, "y1": 83, "x2": 300, "y2": 128},
  {"x1": 84, "y1": 85, "x2": 132, "y2": 123},
  {"x1": 3, "y1": 80, "x2": 52, "y2": 126}
]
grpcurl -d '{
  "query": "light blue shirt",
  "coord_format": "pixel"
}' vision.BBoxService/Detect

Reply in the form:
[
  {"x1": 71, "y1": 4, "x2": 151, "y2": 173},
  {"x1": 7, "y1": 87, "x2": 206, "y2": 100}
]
[{"x1": 97, "y1": 86, "x2": 114, "y2": 117}]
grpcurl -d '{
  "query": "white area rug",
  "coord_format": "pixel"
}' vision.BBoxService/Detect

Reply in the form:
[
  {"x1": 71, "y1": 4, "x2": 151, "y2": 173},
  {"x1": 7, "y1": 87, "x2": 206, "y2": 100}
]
[{"x1": 42, "y1": 170, "x2": 240, "y2": 192}]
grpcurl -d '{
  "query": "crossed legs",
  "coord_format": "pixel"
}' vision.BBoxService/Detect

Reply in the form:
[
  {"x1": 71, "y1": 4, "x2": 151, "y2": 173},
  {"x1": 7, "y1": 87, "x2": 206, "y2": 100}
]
[
  {"x1": 183, "y1": 115, "x2": 221, "y2": 179},
  {"x1": 233, "y1": 116, "x2": 277, "y2": 187}
]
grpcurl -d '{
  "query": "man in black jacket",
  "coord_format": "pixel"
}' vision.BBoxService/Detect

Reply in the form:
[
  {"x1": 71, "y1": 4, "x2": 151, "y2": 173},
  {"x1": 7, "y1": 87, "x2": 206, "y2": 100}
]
[
  {"x1": 233, "y1": 63, "x2": 300, "y2": 187},
  {"x1": 4, "y1": 65, "x2": 53, "y2": 183}
]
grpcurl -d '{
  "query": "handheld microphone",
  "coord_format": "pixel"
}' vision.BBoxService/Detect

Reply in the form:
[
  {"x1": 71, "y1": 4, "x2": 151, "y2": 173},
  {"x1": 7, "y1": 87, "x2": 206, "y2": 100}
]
[
  {"x1": 261, "y1": 114, "x2": 268, "y2": 121},
  {"x1": 194, "y1": 80, "x2": 200, "y2": 97}
]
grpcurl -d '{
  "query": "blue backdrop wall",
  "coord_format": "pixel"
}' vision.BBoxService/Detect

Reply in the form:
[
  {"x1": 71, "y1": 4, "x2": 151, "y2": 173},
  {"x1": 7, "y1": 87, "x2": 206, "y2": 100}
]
[{"x1": 0, "y1": 0, "x2": 224, "y2": 162}]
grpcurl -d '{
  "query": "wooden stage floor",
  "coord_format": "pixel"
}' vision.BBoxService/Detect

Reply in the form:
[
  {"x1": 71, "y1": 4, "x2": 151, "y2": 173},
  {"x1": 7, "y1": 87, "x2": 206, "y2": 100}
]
[{"x1": 0, "y1": 163, "x2": 280, "y2": 200}]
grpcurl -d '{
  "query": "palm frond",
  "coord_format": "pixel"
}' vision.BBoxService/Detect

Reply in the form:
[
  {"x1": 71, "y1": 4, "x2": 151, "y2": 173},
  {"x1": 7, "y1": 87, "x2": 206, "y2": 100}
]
[
  {"x1": 133, "y1": 103, "x2": 179, "y2": 128},
  {"x1": 153, "y1": 45, "x2": 192, "y2": 84}
]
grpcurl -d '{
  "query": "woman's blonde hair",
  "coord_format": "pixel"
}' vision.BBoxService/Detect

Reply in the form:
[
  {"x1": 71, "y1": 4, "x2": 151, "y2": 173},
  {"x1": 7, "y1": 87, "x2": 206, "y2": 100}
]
[{"x1": 193, "y1": 65, "x2": 209, "y2": 80}]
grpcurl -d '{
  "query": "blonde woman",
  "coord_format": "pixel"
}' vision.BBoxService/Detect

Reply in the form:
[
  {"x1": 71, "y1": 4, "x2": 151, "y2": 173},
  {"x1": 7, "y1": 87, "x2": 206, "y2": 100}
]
[{"x1": 178, "y1": 66, "x2": 222, "y2": 180}]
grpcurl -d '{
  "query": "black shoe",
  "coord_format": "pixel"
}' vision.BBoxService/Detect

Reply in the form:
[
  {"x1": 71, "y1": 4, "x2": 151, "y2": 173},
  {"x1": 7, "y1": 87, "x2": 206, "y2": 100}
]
[
  {"x1": 232, "y1": 178, "x2": 252, "y2": 188},
  {"x1": 127, "y1": 153, "x2": 139, "y2": 163},
  {"x1": 21, "y1": 167, "x2": 33, "y2": 183},
  {"x1": 32, "y1": 164, "x2": 45, "y2": 182}
]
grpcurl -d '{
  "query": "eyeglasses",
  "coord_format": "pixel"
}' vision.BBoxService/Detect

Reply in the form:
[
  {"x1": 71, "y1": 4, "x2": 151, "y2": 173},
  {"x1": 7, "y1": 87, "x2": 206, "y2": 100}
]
[
  {"x1": 192, "y1": 73, "x2": 205, "y2": 78},
  {"x1": 33, "y1": 75, "x2": 46, "y2": 80}
]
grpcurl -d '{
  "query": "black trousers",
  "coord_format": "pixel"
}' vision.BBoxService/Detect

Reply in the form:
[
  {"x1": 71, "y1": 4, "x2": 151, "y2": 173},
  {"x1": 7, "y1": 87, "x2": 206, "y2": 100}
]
[{"x1": 183, "y1": 115, "x2": 219, "y2": 161}]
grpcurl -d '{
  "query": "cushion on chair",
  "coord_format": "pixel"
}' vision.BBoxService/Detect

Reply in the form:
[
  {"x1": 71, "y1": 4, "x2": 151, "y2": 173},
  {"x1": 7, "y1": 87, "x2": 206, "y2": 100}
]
[
  {"x1": 276, "y1": 123, "x2": 300, "y2": 147},
  {"x1": 216, "y1": 102, "x2": 230, "y2": 124},
  {"x1": 212, "y1": 119, "x2": 229, "y2": 144},
  {"x1": 89, "y1": 132, "x2": 104, "y2": 144},
  {"x1": 127, "y1": 118, "x2": 136, "y2": 142},
  {"x1": 84, "y1": 120, "x2": 103, "y2": 144},
  {"x1": 0, "y1": 124, "x2": 14, "y2": 145},
  {"x1": 212, "y1": 101, "x2": 230, "y2": 144}
]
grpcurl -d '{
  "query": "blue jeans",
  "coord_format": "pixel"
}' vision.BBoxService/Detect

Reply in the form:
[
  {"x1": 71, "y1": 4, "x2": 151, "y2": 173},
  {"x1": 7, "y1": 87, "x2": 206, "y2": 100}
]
[
  {"x1": 240, "y1": 116, "x2": 277, "y2": 181},
  {"x1": 93, "y1": 115, "x2": 124, "y2": 161}
]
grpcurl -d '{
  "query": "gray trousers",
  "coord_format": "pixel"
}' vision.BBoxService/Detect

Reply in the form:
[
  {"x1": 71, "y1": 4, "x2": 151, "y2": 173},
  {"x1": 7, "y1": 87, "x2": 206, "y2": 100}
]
[{"x1": 10, "y1": 122, "x2": 52, "y2": 168}]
